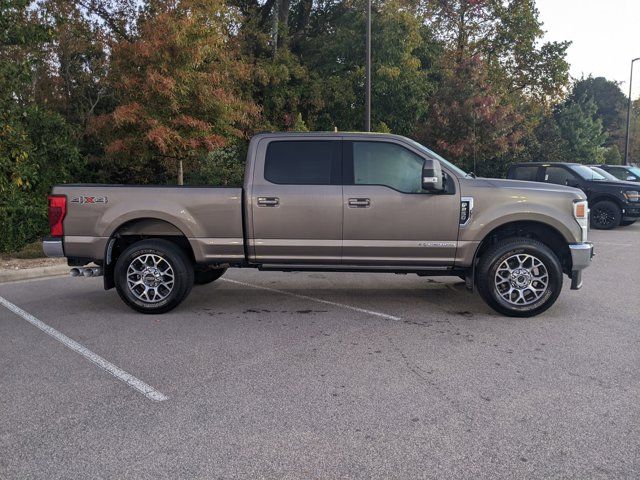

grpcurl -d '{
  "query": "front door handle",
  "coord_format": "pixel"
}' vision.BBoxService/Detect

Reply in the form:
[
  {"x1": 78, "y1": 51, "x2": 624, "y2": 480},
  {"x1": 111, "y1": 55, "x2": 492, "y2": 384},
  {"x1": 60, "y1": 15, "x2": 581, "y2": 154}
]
[
  {"x1": 257, "y1": 197, "x2": 279, "y2": 207},
  {"x1": 348, "y1": 198, "x2": 371, "y2": 208}
]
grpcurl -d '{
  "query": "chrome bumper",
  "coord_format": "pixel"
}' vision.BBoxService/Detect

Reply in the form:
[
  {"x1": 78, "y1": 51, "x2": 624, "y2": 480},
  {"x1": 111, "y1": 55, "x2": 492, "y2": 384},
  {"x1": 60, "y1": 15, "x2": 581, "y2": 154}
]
[
  {"x1": 569, "y1": 242, "x2": 594, "y2": 290},
  {"x1": 42, "y1": 238, "x2": 64, "y2": 257}
]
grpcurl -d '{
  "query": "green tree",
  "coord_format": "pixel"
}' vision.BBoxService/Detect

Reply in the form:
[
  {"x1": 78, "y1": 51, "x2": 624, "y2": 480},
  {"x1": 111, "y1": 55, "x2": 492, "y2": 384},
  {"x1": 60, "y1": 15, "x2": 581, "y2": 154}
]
[
  {"x1": 569, "y1": 76, "x2": 628, "y2": 149},
  {"x1": 553, "y1": 95, "x2": 607, "y2": 164},
  {"x1": 0, "y1": 0, "x2": 82, "y2": 251}
]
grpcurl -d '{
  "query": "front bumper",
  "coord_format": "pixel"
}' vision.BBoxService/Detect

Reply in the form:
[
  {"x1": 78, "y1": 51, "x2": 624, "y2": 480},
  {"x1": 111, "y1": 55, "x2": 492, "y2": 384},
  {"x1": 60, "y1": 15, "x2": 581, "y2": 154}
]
[
  {"x1": 622, "y1": 204, "x2": 640, "y2": 221},
  {"x1": 569, "y1": 242, "x2": 594, "y2": 290},
  {"x1": 42, "y1": 237, "x2": 64, "y2": 258}
]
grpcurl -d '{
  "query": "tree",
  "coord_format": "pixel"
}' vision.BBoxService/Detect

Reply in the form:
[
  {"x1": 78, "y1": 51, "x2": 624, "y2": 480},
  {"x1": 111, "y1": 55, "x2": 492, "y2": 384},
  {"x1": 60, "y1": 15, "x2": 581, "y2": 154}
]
[
  {"x1": 416, "y1": 55, "x2": 524, "y2": 175},
  {"x1": 0, "y1": 0, "x2": 82, "y2": 251},
  {"x1": 569, "y1": 76, "x2": 628, "y2": 150},
  {"x1": 293, "y1": 0, "x2": 437, "y2": 133},
  {"x1": 423, "y1": 0, "x2": 570, "y2": 104},
  {"x1": 553, "y1": 95, "x2": 607, "y2": 164},
  {"x1": 94, "y1": 0, "x2": 260, "y2": 184}
]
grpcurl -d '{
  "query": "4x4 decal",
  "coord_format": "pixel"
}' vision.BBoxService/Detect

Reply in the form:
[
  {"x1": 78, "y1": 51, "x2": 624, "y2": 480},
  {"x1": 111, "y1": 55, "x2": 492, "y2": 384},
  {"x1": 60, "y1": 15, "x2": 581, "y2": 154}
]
[{"x1": 70, "y1": 195, "x2": 108, "y2": 205}]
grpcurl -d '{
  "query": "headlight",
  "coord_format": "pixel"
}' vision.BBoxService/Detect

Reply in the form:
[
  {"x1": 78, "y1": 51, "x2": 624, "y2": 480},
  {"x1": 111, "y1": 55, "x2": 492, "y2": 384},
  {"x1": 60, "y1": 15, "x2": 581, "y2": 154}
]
[
  {"x1": 573, "y1": 199, "x2": 588, "y2": 242},
  {"x1": 623, "y1": 190, "x2": 640, "y2": 202}
]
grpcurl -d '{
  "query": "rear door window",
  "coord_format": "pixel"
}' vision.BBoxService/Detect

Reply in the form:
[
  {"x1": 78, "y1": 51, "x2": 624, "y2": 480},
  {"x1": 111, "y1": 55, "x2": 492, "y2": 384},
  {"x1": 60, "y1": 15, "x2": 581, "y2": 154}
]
[
  {"x1": 544, "y1": 166, "x2": 577, "y2": 186},
  {"x1": 264, "y1": 140, "x2": 341, "y2": 185},
  {"x1": 511, "y1": 166, "x2": 539, "y2": 181}
]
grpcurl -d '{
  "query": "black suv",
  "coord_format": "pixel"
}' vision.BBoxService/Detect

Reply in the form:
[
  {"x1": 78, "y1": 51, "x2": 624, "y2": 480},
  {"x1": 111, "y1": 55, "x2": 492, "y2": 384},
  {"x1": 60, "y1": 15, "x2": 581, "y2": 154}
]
[
  {"x1": 593, "y1": 164, "x2": 640, "y2": 183},
  {"x1": 507, "y1": 162, "x2": 640, "y2": 229}
]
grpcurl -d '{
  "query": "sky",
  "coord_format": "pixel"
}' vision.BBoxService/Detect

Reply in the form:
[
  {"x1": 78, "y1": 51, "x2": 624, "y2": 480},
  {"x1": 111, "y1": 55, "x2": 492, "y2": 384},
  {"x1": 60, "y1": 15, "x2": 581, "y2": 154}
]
[{"x1": 536, "y1": 0, "x2": 640, "y2": 100}]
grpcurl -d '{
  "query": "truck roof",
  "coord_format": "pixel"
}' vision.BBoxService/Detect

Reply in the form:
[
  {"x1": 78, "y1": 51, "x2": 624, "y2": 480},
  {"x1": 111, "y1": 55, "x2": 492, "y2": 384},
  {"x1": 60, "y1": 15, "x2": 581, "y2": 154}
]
[
  {"x1": 510, "y1": 162, "x2": 582, "y2": 167},
  {"x1": 252, "y1": 131, "x2": 409, "y2": 140}
]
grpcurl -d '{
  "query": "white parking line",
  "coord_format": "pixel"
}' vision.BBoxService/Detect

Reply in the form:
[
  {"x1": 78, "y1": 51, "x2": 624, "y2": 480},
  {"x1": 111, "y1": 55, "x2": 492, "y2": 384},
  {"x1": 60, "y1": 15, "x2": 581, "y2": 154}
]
[
  {"x1": 221, "y1": 278, "x2": 402, "y2": 321},
  {"x1": 0, "y1": 296, "x2": 168, "y2": 402}
]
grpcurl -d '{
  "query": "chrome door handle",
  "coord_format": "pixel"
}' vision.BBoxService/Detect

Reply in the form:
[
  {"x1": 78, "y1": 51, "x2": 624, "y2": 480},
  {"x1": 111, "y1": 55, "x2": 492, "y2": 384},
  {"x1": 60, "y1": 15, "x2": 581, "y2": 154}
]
[
  {"x1": 348, "y1": 198, "x2": 370, "y2": 208},
  {"x1": 257, "y1": 197, "x2": 279, "y2": 207}
]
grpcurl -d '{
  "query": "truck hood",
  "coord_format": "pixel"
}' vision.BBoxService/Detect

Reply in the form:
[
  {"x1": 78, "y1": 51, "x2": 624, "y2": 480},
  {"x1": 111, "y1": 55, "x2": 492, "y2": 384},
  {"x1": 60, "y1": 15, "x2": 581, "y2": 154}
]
[{"x1": 585, "y1": 180, "x2": 640, "y2": 189}]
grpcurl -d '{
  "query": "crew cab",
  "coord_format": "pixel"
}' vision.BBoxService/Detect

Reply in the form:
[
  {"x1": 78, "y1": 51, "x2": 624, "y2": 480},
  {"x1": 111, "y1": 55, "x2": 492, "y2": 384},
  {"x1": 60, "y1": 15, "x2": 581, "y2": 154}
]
[
  {"x1": 44, "y1": 133, "x2": 593, "y2": 317},
  {"x1": 507, "y1": 162, "x2": 640, "y2": 229}
]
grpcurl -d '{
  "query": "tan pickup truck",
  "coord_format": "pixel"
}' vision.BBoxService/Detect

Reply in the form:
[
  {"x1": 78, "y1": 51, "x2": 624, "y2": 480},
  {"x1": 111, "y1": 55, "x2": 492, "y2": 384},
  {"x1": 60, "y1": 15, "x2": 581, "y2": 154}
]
[{"x1": 44, "y1": 132, "x2": 593, "y2": 317}]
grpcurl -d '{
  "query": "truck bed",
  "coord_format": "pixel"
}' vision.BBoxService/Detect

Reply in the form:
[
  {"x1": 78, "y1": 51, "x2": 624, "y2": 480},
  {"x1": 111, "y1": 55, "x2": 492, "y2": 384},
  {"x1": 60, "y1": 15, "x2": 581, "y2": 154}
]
[{"x1": 53, "y1": 184, "x2": 245, "y2": 264}]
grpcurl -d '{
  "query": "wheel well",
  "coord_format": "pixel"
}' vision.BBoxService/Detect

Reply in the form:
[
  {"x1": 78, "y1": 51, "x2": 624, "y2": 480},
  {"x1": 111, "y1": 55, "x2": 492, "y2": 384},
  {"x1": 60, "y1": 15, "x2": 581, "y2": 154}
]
[
  {"x1": 589, "y1": 195, "x2": 622, "y2": 209},
  {"x1": 103, "y1": 218, "x2": 195, "y2": 289},
  {"x1": 474, "y1": 221, "x2": 572, "y2": 274}
]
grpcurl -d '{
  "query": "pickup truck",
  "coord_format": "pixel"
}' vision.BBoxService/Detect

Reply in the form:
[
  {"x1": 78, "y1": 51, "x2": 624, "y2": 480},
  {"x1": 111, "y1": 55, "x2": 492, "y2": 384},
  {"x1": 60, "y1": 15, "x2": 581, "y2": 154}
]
[
  {"x1": 44, "y1": 132, "x2": 593, "y2": 317},
  {"x1": 507, "y1": 162, "x2": 640, "y2": 229}
]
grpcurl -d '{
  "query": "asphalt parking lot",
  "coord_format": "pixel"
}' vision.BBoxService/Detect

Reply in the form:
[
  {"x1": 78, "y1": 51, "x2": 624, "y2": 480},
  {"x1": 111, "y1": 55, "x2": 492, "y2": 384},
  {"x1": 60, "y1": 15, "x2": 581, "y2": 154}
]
[{"x1": 1, "y1": 225, "x2": 639, "y2": 479}]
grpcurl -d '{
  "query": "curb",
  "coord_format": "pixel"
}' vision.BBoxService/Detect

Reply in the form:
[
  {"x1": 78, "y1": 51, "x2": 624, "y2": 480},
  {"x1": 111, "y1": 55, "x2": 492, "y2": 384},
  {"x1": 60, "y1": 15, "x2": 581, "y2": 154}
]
[{"x1": 0, "y1": 264, "x2": 69, "y2": 284}]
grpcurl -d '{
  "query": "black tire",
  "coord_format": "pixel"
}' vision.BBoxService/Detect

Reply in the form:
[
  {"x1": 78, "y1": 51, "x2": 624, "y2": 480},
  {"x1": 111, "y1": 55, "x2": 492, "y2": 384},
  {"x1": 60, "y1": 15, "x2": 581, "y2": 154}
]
[
  {"x1": 590, "y1": 200, "x2": 621, "y2": 229},
  {"x1": 476, "y1": 237, "x2": 563, "y2": 318},
  {"x1": 194, "y1": 266, "x2": 227, "y2": 285},
  {"x1": 114, "y1": 239, "x2": 194, "y2": 314},
  {"x1": 621, "y1": 220, "x2": 636, "y2": 226}
]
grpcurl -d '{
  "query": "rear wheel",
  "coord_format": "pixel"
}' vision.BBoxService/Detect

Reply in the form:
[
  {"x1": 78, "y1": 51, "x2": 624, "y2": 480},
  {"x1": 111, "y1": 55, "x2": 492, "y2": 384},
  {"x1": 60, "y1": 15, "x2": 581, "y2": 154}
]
[
  {"x1": 114, "y1": 239, "x2": 194, "y2": 314},
  {"x1": 194, "y1": 266, "x2": 227, "y2": 285},
  {"x1": 590, "y1": 200, "x2": 621, "y2": 229},
  {"x1": 476, "y1": 238, "x2": 563, "y2": 317}
]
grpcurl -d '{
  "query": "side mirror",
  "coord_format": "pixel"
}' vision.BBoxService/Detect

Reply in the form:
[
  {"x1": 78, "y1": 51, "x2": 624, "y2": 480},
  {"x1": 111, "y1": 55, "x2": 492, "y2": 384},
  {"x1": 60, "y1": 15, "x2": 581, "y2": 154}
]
[
  {"x1": 422, "y1": 158, "x2": 443, "y2": 192},
  {"x1": 627, "y1": 176, "x2": 636, "y2": 181},
  {"x1": 566, "y1": 178, "x2": 579, "y2": 188}
]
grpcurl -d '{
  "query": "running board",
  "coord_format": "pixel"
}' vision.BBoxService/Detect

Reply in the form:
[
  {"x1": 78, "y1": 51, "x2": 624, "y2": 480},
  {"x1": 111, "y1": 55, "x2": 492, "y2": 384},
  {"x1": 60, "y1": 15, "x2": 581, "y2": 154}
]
[{"x1": 257, "y1": 264, "x2": 463, "y2": 275}]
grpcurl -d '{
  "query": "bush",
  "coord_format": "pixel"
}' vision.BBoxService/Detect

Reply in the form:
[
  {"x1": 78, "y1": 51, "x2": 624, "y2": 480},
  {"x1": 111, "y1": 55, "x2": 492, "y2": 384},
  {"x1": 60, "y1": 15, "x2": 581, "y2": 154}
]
[{"x1": 0, "y1": 202, "x2": 48, "y2": 253}]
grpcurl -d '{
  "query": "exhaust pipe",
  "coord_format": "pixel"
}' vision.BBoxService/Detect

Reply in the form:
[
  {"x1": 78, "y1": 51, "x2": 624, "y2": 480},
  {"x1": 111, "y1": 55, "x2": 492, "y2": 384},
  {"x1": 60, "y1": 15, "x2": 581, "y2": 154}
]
[{"x1": 70, "y1": 267, "x2": 103, "y2": 278}]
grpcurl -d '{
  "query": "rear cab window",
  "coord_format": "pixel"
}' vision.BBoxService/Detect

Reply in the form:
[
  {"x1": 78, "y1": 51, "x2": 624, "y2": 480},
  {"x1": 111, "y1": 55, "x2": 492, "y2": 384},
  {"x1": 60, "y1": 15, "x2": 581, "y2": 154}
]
[
  {"x1": 264, "y1": 140, "x2": 341, "y2": 185},
  {"x1": 511, "y1": 165, "x2": 540, "y2": 181}
]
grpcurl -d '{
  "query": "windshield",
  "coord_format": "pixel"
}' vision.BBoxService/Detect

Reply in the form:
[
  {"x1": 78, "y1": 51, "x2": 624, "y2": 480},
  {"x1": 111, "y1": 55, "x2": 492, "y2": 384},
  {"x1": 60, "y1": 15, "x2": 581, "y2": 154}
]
[
  {"x1": 589, "y1": 167, "x2": 619, "y2": 181},
  {"x1": 629, "y1": 166, "x2": 640, "y2": 177},
  {"x1": 406, "y1": 139, "x2": 468, "y2": 177},
  {"x1": 570, "y1": 165, "x2": 607, "y2": 181}
]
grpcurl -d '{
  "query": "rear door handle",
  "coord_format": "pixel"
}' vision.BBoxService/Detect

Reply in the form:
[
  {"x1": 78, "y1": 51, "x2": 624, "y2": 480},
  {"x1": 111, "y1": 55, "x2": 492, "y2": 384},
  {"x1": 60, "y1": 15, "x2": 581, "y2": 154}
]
[
  {"x1": 257, "y1": 197, "x2": 279, "y2": 207},
  {"x1": 348, "y1": 198, "x2": 370, "y2": 208}
]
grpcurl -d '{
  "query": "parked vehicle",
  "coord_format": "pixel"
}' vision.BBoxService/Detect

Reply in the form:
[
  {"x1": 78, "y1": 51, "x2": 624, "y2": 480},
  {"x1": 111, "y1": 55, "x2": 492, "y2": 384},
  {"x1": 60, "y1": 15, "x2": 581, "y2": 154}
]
[
  {"x1": 44, "y1": 133, "x2": 593, "y2": 317},
  {"x1": 507, "y1": 162, "x2": 640, "y2": 229},
  {"x1": 595, "y1": 164, "x2": 640, "y2": 183}
]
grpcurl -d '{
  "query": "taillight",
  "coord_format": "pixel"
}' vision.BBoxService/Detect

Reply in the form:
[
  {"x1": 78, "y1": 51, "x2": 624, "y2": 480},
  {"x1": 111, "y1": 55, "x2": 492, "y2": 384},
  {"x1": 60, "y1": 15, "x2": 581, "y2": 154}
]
[{"x1": 48, "y1": 195, "x2": 66, "y2": 237}]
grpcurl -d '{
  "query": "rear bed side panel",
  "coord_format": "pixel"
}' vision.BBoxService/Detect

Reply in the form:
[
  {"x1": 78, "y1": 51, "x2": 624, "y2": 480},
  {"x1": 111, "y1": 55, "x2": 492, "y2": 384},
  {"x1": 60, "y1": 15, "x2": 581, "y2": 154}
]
[{"x1": 52, "y1": 185, "x2": 244, "y2": 263}]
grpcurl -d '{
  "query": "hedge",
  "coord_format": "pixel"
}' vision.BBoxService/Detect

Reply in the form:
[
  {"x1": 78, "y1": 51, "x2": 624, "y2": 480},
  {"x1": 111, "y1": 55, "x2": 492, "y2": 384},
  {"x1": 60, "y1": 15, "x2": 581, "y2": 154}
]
[{"x1": 0, "y1": 203, "x2": 48, "y2": 253}]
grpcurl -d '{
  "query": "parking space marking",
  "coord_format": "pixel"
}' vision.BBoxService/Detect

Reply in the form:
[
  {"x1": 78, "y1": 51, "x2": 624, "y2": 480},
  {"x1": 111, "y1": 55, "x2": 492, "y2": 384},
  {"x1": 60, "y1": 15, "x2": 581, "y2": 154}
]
[
  {"x1": 221, "y1": 278, "x2": 402, "y2": 321},
  {"x1": 595, "y1": 241, "x2": 633, "y2": 246},
  {"x1": 0, "y1": 296, "x2": 168, "y2": 402}
]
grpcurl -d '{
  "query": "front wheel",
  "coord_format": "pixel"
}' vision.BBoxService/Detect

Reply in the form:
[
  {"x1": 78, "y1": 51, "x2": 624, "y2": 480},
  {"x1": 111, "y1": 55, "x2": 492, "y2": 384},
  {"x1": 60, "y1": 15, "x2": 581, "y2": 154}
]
[
  {"x1": 590, "y1": 200, "x2": 621, "y2": 229},
  {"x1": 476, "y1": 238, "x2": 563, "y2": 317},
  {"x1": 114, "y1": 239, "x2": 194, "y2": 314}
]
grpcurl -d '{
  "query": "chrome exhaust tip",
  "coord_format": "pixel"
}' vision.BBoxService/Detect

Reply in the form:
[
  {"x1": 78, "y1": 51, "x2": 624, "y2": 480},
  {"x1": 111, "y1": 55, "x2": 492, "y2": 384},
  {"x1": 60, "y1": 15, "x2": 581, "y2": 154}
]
[{"x1": 71, "y1": 267, "x2": 103, "y2": 277}]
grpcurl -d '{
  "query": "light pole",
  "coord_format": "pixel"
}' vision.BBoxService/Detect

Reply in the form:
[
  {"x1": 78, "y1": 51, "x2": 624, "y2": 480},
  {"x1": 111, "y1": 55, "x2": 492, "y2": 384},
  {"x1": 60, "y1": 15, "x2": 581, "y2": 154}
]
[
  {"x1": 364, "y1": 0, "x2": 371, "y2": 132},
  {"x1": 624, "y1": 57, "x2": 640, "y2": 165}
]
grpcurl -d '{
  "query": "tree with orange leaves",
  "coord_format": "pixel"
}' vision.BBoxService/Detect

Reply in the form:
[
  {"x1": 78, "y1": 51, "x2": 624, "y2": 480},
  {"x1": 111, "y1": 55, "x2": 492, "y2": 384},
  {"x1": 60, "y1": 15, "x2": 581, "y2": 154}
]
[{"x1": 94, "y1": 0, "x2": 259, "y2": 184}]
